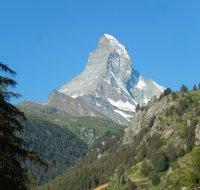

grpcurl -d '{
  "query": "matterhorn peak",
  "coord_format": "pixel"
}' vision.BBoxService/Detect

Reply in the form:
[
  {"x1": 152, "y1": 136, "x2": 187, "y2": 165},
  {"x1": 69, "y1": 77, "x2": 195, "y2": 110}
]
[
  {"x1": 57, "y1": 34, "x2": 165, "y2": 124},
  {"x1": 102, "y1": 33, "x2": 118, "y2": 41},
  {"x1": 97, "y1": 34, "x2": 130, "y2": 59}
]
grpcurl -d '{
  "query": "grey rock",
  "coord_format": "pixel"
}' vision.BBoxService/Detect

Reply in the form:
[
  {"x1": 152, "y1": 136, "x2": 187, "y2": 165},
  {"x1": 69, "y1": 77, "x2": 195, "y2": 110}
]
[
  {"x1": 47, "y1": 90, "x2": 108, "y2": 119},
  {"x1": 123, "y1": 96, "x2": 175, "y2": 144},
  {"x1": 57, "y1": 34, "x2": 165, "y2": 124}
]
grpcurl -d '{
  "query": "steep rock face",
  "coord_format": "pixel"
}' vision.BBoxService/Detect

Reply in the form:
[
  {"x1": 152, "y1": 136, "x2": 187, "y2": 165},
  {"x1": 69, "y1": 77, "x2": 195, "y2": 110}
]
[
  {"x1": 47, "y1": 90, "x2": 107, "y2": 119},
  {"x1": 123, "y1": 96, "x2": 175, "y2": 144},
  {"x1": 59, "y1": 34, "x2": 164, "y2": 124}
]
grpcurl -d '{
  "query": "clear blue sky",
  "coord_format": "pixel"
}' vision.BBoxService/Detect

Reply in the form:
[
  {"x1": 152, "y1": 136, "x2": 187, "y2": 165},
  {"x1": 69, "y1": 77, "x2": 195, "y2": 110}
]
[{"x1": 1, "y1": 0, "x2": 200, "y2": 104}]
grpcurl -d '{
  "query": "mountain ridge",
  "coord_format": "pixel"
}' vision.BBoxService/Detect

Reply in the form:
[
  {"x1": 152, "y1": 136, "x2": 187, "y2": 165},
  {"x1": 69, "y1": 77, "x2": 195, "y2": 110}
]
[{"x1": 57, "y1": 34, "x2": 165, "y2": 124}]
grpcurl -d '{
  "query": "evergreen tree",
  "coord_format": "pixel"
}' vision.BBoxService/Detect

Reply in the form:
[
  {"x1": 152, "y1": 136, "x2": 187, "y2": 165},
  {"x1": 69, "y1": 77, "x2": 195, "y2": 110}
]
[
  {"x1": 163, "y1": 88, "x2": 172, "y2": 96},
  {"x1": 193, "y1": 85, "x2": 197, "y2": 91},
  {"x1": 0, "y1": 63, "x2": 46, "y2": 190},
  {"x1": 180, "y1": 84, "x2": 188, "y2": 92}
]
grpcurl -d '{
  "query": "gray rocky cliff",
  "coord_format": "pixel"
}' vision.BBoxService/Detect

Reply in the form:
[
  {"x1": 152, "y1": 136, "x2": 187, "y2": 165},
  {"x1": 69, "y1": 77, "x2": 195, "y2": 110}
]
[
  {"x1": 123, "y1": 96, "x2": 175, "y2": 144},
  {"x1": 47, "y1": 90, "x2": 108, "y2": 119}
]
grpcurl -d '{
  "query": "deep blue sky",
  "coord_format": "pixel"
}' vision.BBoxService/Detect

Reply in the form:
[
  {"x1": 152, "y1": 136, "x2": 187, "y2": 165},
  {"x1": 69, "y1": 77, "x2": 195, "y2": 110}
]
[{"x1": 1, "y1": 0, "x2": 200, "y2": 104}]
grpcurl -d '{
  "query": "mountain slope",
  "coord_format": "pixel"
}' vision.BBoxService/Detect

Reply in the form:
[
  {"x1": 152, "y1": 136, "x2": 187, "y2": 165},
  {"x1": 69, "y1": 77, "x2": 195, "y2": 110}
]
[
  {"x1": 18, "y1": 102, "x2": 123, "y2": 146},
  {"x1": 47, "y1": 90, "x2": 108, "y2": 119},
  {"x1": 21, "y1": 113, "x2": 88, "y2": 185},
  {"x1": 57, "y1": 34, "x2": 164, "y2": 124},
  {"x1": 36, "y1": 90, "x2": 200, "y2": 190}
]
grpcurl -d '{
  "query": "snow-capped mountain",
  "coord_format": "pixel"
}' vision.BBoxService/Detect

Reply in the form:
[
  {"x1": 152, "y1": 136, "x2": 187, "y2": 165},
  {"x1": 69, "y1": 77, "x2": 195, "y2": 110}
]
[{"x1": 58, "y1": 34, "x2": 165, "y2": 124}]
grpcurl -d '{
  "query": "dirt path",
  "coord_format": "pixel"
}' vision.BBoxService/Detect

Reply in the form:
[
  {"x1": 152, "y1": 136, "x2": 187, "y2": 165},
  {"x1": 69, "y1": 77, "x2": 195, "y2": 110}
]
[{"x1": 92, "y1": 183, "x2": 108, "y2": 190}]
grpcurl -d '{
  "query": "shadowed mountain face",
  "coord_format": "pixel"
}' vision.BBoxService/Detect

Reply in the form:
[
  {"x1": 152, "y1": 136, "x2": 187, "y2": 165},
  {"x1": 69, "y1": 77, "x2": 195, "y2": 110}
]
[
  {"x1": 53, "y1": 34, "x2": 164, "y2": 124},
  {"x1": 47, "y1": 90, "x2": 108, "y2": 119}
]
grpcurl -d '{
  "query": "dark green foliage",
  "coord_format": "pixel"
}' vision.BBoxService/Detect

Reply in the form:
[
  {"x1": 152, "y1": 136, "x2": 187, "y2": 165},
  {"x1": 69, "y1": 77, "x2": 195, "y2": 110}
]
[
  {"x1": 117, "y1": 165, "x2": 125, "y2": 180},
  {"x1": 175, "y1": 95, "x2": 193, "y2": 115},
  {"x1": 161, "y1": 147, "x2": 200, "y2": 189},
  {"x1": 163, "y1": 88, "x2": 172, "y2": 96},
  {"x1": 38, "y1": 131, "x2": 136, "y2": 190},
  {"x1": 166, "y1": 143, "x2": 178, "y2": 162},
  {"x1": 148, "y1": 116, "x2": 156, "y2": 128},
  {"x1": 21, "y1": 115, "x2": 88, "y2": 185},
  {"x1": 152, "y1": 152, "x2": 169, "y2": 173},
  {"x1": 150, "y1": 175, "x2": 160, "y2": 186},
  {"x1": 0, "y1": 63, "x2": 44, "y2": 190},
  {"x1": 126, "y1": 180, "x2": 137, "y2": 190},
  {"x1": 198, "y1": 83, "x2": 200, "y2": 90},
  {"x1": 140, "y1": 160, "x2": 152, "y2": 176},
  {"x1": 165, "y1": 105, "x2": 175, "y2": 116},
  {"x1": 159, "y1": 87, "x2": 172, "y2": 100},
  {"x1": 193, "y1": 85, "x2": 197, "y2": 91},
  {"x1": 171, "y1": 91, "x2": 178, "y2": 100},
  {"x1": 180, "y1": 84, "x2": 188, "y2": 92},
  {"x1": 120, "y1": 174, "x2": 126, "y2": 184}
]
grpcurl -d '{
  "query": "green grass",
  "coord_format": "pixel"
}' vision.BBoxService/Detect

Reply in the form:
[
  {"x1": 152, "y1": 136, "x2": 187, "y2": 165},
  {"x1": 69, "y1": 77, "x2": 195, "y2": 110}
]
[
  {"x1": 160, "y1": 146, "x2": 200, "y2": 189},
  {"x1": 128, "y1": 162, "x2": 152, "y2": 188}
]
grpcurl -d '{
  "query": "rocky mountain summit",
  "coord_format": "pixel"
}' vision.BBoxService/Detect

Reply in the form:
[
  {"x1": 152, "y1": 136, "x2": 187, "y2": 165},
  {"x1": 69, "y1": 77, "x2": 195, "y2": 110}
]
[{"x1": 57, "y1": 34, "x2": 164, "y2": 124}]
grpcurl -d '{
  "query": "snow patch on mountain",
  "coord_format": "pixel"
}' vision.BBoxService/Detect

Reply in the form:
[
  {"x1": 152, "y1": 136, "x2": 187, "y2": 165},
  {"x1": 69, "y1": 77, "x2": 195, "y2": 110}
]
[
  {"x1": 107, "y1": 98, "x2": 136, "y2": 112},
  {"x1": 153, "y1": 81, "x2": 165, "y2": 92},
  {"x1": 114, "y1": 110, "x2": 132, "y2": 121},
  {"x1": 136, "y1": 76, "x2": 147, "y2": 90}
]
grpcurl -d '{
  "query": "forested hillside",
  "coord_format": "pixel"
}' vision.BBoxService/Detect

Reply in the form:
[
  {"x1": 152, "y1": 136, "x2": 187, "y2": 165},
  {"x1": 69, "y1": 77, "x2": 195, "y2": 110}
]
[
  {"x1": 18, "y1": 104, "x2": 122, "y2": 185},
  {"x1": 21, "y1": 114, "x2": 88, "y2": 185},
  {"x1": 36, "y1": 89, "x2": 200, "y2": 190}
]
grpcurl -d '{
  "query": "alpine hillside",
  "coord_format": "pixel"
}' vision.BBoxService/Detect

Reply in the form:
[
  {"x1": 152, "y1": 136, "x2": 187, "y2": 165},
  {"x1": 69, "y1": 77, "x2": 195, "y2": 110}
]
[
  {"x1": 36, "y1": 89, "x2": 200, "y2": 190},
  {"x1": 57, "y1": 34, "x2": 165, "y2": 124}
]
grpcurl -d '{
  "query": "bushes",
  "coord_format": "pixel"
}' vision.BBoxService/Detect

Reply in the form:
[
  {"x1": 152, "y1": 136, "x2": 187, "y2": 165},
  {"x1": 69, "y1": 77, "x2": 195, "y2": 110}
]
[
  {"x1": 166, "y1": 143, "x2": 178, "y2": 162},
  {"x1": 140, "y1": 160, "x2": 152, "y2": 176},
  {"x1": 150, "y1": 175, "x2": 160, "y2": 186},
  {"x1": 126, "y1": 180, "x2": 137, "y2": 190},
  {"x1": 136, "y1": 143, "x2": 147, "y2": 162},
  {"x1": 154, "y1": 153, "x2": 169, "y2": 172}
]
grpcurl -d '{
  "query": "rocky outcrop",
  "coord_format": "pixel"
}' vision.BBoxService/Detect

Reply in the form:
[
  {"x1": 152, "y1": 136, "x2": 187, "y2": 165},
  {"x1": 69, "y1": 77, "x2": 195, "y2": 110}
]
[
  {"x1": 47, "y1": 90, "x2": 108, "y2": 119},
  {"x1": 123, "y1": 96, "x2": 175, "y2": 144}
]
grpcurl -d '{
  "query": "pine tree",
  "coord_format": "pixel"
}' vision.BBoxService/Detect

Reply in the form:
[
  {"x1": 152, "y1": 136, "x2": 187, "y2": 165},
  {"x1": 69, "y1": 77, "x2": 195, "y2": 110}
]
[
  {"x1": 0, "y1": 63, "x2": 46, "y2": 190},
  {"x1": 193, "y1": 85, "x2": 197, "y2": 91},
  {"x1": 180, "y1": 84, "x2": 188, "y2": 92}
]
